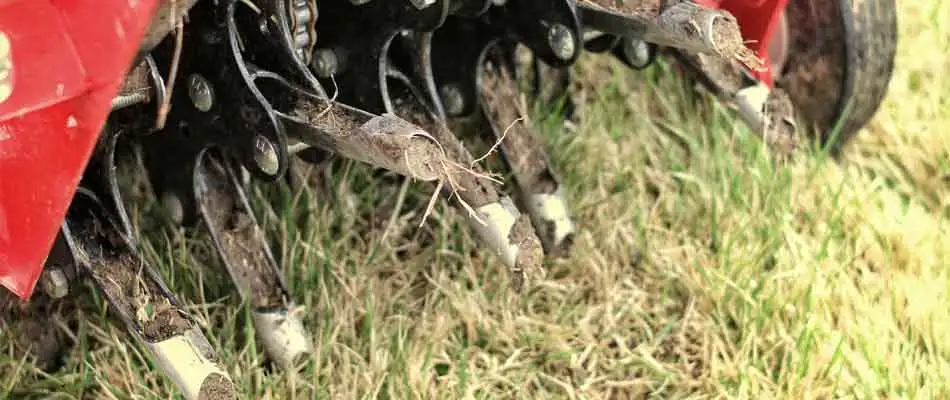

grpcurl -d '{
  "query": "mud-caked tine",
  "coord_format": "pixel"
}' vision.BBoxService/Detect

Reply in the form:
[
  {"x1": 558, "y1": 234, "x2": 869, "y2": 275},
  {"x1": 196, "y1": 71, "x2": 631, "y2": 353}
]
[
  {"x1": 410, "y1": 110, "x2": 545, "y2": 292},
  {"x1": 194, "y1": 150, "x2": 311, "y2": 369},
  {"x1": 476, "y1": 62, "x2": 577, "y2": 256},
  {"x1": 279, "y1": 97, "x2": 447, "y2": 183},
  {"x1": 61, "y1": 189, "x2": 235, "y2": 400},
  {"x1": 576, "y1": 0, "x2": 764, "y2": 70},
  {"x1": 279, "y1": 85, "x2": 544, "y2": 291},
  {"x1": 386, "y1": 49, "x2": 547, "y2": 291},
  {"x1": 673, "y1": 51, "x2": 798, "y2": 156}
]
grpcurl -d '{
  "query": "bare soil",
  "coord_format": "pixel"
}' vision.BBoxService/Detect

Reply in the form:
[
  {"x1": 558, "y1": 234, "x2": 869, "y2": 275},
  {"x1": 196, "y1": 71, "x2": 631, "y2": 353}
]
[
  {"x1": 142, "y1": 306, "x2": 193, "y2": 341},
  {"x1": 87, "y1": 241, "x2": 192, "y2": 342},
  {"x1": 200, "y1": 158, "x2": 285, "y2": 310},
  {"x1": 480, "y1": 67, "x2": 559, "y2": 195}
]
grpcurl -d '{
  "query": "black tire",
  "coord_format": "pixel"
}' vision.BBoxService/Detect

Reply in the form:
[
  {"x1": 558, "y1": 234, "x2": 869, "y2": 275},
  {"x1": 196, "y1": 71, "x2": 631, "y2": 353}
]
[{"x1": 777, "y1": 0, "x2": 898, "y2": 153}]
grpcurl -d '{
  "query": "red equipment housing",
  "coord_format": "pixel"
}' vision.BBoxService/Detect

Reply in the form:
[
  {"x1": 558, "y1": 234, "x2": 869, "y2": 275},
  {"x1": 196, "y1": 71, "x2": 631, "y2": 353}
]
[
  {"x1": 0, "y1": 0, "x2": 159, "y2": 299},
  {"x1": 695, "y1": 0, "x2": 789, "y2": 86}
]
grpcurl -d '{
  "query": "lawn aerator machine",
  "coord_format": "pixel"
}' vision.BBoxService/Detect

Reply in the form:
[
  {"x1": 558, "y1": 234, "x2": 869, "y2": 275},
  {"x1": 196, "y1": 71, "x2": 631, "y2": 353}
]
[{"x1": 0, "y1": 0, "x2": 896, "y2": 398}]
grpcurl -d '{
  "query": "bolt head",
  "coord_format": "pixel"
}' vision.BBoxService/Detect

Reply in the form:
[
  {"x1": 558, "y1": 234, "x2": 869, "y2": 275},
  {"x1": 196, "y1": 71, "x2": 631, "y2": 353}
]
[
  {"x1": 160, "y1": 192, "x2": 184, "y2": 225},
  {"x1": 439, "y1": 84, "x2": 466, "y2": 117},
  {"x1": 622, "y1": 38, "x2": 652, "y2": 68},
  {"x1": 312, "y1": 49, "x2": 339, "y2": 78},
  {"x1": 187, "y1": 74, "x2": 214, "y2": 112},
  {"x1": 547, "y1": 24, "x2": 576, "y2": 61},
  {"x1": 40, "y1": 267, "x2": 69, "y2": 299},
  {"x1": 253, "y1": 135, "x2": 280, "y2": 176}
]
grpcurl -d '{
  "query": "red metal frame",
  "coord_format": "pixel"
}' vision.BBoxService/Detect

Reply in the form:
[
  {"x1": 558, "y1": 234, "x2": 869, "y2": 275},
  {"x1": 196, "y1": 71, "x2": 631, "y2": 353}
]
[
  {"x1": 0, "y1": 0, "x2": 159, "y2": 299},
  {"x1": 696, "y1": 0, "x2": 788, "y2": 86}
]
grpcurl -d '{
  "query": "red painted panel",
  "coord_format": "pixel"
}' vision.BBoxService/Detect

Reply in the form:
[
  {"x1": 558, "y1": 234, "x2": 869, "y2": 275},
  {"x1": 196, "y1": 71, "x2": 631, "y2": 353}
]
[{"x1": 0, "y1": 0, "x2": 159, "y2": 299}]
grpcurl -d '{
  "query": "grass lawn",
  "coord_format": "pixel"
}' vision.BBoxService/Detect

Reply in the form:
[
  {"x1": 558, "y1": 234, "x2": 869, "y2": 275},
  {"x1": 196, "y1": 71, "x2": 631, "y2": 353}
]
[{"x1": 2, "y1": 1, "x2": 948, "y2": 398}]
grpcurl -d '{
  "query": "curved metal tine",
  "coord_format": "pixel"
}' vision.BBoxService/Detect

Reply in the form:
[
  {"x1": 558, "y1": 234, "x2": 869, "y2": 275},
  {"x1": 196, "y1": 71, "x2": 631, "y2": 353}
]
[
  {"x1": 382, "y1": 51, "x2": 544, "y2": 292},
  {"x1": 60, "y1": 188, "x2": 235, "y2": 400},
  {"x1": 80, "y1": 126, "x2": 138, "y2": 247},
  {"x1": 193, "y1": 147, "x2": 312, "y2": 370},
  {"x1": 389, "y1": 31, "x2": 447, "y2": 119},
  {"x1": 474, "y1": 42, "x2": 577, "y2": 256},
  {"x1": 575, "y1": 0, "x2": 762, "y2": 70}
]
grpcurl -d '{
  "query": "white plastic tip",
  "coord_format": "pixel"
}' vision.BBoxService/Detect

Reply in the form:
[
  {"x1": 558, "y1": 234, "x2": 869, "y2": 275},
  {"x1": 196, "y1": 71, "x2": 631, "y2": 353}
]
[
  {"x1": 470, "y1": 198, "x2": 521, "y2": 267},
  {"x1": 735, "y1": 82, "x2": 770, "y2": 132},
  {"x1": 144, "y1": 328, "x2": 235, "y2": 400},
  {"x1": 252, "y1": 309, "x2": 312, "y2": 369},
  {"x1": 525, "y1": 188, "x2": 576, "y2": 251}
]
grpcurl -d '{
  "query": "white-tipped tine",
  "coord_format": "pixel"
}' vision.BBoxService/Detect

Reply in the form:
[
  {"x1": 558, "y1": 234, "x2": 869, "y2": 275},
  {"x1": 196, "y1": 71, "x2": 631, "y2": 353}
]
[
  {"x1": 144, "y1": 328, "x2": 235, "y2": 400},
  {"x1": 470, "y1": 198, "x2": 522, "y2": 267},
  {"x1": 525, "y1": 188, "x2": 577, "y2": 252},
  {"x1": 252, "y1": 309, "x2": 312, "y2": 369}
]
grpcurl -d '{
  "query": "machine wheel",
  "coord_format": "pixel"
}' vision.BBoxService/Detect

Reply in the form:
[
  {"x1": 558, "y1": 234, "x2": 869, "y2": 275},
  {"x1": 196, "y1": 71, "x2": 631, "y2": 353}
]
[{"x1": 775, "y1": 0, "x2": 898, "y2": 152}]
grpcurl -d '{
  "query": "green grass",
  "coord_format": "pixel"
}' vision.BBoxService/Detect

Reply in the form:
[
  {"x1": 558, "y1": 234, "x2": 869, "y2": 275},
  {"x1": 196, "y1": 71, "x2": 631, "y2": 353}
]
[{"x1": 2, "y1": 1, "x2": 949, "y2": 398}]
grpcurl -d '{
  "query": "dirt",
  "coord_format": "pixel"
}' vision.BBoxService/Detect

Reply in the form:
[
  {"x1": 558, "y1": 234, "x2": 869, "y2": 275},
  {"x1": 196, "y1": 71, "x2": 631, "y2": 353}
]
[
  {"x1": 687, "y1": 52, "x2": 744, "y2": 94},
  {"x1": 86, "y1": 236, "x2": 193, "y2": 342},
  {"x1": 508, "y1": 214, "x2": 545, "y2": 292},
  {"x1": 393, "y1": 100, "x2": 501, "y2": 208},
  {"x1": 709, "y1": 14, "x2": 766, "y2": 71},
  {"x1": 480, "y1": 66, "x2": 559, "y2": 195},
  {"x1": 297, "y1": 99, "x2": 443, "y2": 182},
  {"x1": 142, "y1": 306, "x2": 194, "y2": 342},
  {"x1": 775, "y1": 0, "x2": 845, "y2": 136},
  {"x1": 198, "y1": 372, "x2": 236, "y2": 400},
  {"x1": 200, "y1": 157, "x2": 285, "y2": 310},
  {"x1": 303, "y1": 100, "x2": 363, "y2": 134},
  {"x1": 763, "y1": 88, "x2": 799, "y2": 157},
  {"x1": 0, "y1": 291, "x2": 68, "y2": 371},
  {"x1": 584, "y1": 0, "x2": 765, "y2": 71},
  {"x1": 579, "y1": 0, "x2": 664, "y2": 18}
]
